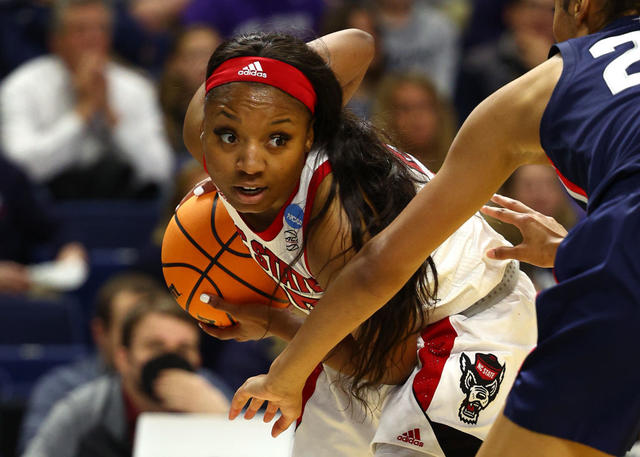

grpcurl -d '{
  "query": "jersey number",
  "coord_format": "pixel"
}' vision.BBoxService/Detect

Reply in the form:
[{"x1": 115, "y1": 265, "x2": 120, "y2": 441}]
[{"x1": 590, "y1": 30, "x2": 640, "y2": 95}]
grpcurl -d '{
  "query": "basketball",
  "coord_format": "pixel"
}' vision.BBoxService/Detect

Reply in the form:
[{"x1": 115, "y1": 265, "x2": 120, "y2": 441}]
[{"x1": 161, "y1": 190, "x2": 288, "y2": 327}]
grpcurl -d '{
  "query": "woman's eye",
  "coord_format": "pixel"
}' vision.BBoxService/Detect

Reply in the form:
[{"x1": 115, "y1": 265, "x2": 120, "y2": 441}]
[
  {"x1": 269, "y1": 135, "x2": 289, "y2": 147},
  {"x1": 220, "y1": 132, "x2": 237, "y2": 144}
]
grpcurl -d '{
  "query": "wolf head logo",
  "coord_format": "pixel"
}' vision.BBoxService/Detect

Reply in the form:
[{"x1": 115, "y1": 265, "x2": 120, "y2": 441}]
[{"x1": 458, "y1": 353, "x2": 505, "y2": 424}]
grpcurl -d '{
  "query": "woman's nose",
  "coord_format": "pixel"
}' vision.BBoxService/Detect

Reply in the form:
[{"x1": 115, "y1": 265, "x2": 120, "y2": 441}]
[{"x1": 236, "y1": 142, "x2": 266, "y2": 174}]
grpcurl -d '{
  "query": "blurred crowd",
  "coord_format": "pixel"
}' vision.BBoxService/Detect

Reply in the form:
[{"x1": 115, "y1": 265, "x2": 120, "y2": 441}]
[{"x1": 0, "y1": 1, "x2": 585, "y2": 456}]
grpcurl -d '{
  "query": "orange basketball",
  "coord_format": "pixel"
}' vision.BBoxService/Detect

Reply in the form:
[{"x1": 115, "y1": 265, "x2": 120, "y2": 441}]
[{"x1": 161, "y1": 190, "x2": 288, "y2": 327}]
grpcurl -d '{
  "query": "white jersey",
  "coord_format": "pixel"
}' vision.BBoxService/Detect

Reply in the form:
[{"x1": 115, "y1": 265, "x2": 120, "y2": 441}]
[
  {"x1": 219, "y1": 147, "x2": 514, "y2": 321},
  {"x1": 219, "y1": 147, "x2": 537, "y2": 456}
]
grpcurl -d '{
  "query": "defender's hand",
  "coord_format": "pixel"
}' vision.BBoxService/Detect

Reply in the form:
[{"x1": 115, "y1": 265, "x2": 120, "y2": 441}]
[{"x1": 480, "y1": 194, "x2": 568, "y2": 268}]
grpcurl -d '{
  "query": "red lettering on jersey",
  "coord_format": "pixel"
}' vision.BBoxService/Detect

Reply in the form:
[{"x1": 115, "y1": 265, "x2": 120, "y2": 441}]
[
  {"x1": 304, "y1": 276, "x2": 323, "y2": 293},
  {"x1": 286, "y1": 288, "x2": 318, "y2": 311},
  {"x1": 264, "y1": 247, "x2": 280, "y2": 278},
  {"x1": 279, "y1": 261, "x2": 297, "y2": 290},
  {"x1": 250, "y1": 240, "x2": 269, "y2": 271},
  {"x1": 291, "y1": 269, "x2": 309, "y2": 293},
  {"x1": 235, "y1": 226, "x2": 247, "y2": 242}
]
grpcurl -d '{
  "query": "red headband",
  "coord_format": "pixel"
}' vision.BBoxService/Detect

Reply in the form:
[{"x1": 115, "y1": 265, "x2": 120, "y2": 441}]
[{"x1": 205, "y1": 56, "x2": 317, "y2": 114}]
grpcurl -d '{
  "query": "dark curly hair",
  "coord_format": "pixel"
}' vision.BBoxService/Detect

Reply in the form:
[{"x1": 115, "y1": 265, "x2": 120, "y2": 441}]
[{"x1": 204, "y1": 32, "x2": 438, "y2": 403}]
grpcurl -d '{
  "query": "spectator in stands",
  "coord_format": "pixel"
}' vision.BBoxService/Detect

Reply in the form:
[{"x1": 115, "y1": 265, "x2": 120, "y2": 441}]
[
  {"x1": 372, "y1": 73, "x2": 456, "y2": 172},
  {"x1": 374, "y1": 0, "x2": 460, "y2": 97},
  {"x1": 455, "y1": 0, "x2": 554, "y2": 122},
  {"x1": 21, "y1": 290, "x2": 231, "y2": 457},
  {"x1": 0, "y1": 0, "x2": 173, "y2": 200},
  {"x1": 0, "y1": 154, "x2": 87, "y2": 295},
  {"x1": 321, "y1": 1, "x2": 385, "y2": 119},
  {"x1": 17, "y1": 272, "x2": 161, "y2": 452},
  {"x1": 181, "y1": 0, "x2": 326, "y2": 40},
  {"x1": 486, "y1": 165, "x2": 580, "y2": 291},
  {"x1": 159, "y1": 25, "x2": 222, "y2": 157}
]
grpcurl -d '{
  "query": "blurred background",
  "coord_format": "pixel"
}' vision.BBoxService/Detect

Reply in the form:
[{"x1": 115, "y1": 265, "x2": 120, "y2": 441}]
[{"x1": 0, "y1": 1, "x2": 586, "y2": 456}]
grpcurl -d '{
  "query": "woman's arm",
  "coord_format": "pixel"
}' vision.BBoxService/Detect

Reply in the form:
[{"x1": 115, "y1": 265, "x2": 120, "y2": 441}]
[
  {"x1": 230, "y1": 56, "x2": 564, "y2": 437},
  {"x1": 183, "y1": 28, "x2": 374, "y2": 166}
]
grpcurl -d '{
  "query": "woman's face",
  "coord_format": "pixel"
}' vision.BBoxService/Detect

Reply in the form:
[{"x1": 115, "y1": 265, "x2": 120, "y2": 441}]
[
  {"x1": 202, "y1": 83, "x2": 314, "y2": 229},
  {"x1": 391, "y1": 82, "x2": 438, "y2": 150}
]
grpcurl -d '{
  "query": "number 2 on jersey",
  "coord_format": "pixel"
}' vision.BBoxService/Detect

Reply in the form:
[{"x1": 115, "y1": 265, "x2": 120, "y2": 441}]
[{"x1": 590, "y1": 30, "x2": 640, "y2": 95}]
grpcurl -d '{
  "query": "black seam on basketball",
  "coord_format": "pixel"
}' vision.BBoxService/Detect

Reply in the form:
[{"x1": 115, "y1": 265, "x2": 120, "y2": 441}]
[
  {"x1": 174, "y1": 213, "x2": 214, "y2": 261},
  {"x1": 184, "y1": 231, "x2": 240, "y2": 311},
  {"x1": 210, "y1": 193, "x2": 252, "y2": 258},
  {"x1": 214, "y1": 261, "x2": 287, "y2": 303},
  {"x1": 161, "y1": 262, "x2": 206, "y2": 275}
]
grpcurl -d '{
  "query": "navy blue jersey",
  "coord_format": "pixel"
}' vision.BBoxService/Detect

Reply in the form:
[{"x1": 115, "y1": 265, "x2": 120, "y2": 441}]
[
  {"x1": 540, "y1": 16, "x2": 640, "y2": 211},
  {"x1": 505, "y1": 17, "x2": 640, "y2": 456}
]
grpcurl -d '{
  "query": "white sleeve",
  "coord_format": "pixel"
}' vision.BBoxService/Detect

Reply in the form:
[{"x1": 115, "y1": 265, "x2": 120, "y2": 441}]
[
  {"x1": 111, "y1": 78, "x2": 174, "y2": 185},
  {"x1": 0, "y1": 77, "x2": 86, "y2": 182}
]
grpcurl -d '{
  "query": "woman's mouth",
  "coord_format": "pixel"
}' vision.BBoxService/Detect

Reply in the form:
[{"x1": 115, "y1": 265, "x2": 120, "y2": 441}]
[
  {"x1": 236, "y1": 186, "x2": 266, "y2": 195},
  {"x1": 232, "y1": 185, "x2": 268, "y2": 205}
]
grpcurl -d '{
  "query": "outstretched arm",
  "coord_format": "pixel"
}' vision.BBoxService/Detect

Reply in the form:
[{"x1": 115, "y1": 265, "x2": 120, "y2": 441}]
[
  {"x1": 183, "y1": 28, "x2": 374, "y2": 166},
  {"x1": 229, "y1": 56, "x2": 564, "y2": 437}
]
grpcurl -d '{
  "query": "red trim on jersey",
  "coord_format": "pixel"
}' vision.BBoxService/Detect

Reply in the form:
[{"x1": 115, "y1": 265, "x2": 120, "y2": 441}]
[
  {"x1": 246, "y1": 182, "x2": 300, "y2": 242},
  {"x1": 385, "y1": 144, "x2": 430, "y2": 175},
  {"x1": 302, "y1": 160, "x2": 332, "y2": 273},
  {"x1": 413, "y1": 317, "x2": 457, "y2": 412},
  {"x1": 296, "y1": 364, "x2": 324, "y2": 429},
  {"x1": 547, "y1": 157, "x2": 588, "y2": 201}
]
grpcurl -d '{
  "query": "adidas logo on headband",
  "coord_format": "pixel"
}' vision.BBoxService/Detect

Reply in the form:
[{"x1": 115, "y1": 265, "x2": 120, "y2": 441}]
[{"x1": 238, "y1": 61, "x2": 267, "y2": 78}]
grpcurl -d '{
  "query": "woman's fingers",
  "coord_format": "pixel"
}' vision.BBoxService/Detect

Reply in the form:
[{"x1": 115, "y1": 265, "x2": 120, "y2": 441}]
[
  {"x1": 271, "y1": 412, "x2": 296, "y2": 438},
  {"x1": 176, "y1": 177, "x2": 216, "y2": 210},
  {"x1": 229, "y1": 388, "x2": 250, "y2": 420},
  {"x1": 244, "y1": 397, "x2": 265, "y2": 420},
  {"x1": 263, "y1": 402, "x2": 279, "y2": 423}
]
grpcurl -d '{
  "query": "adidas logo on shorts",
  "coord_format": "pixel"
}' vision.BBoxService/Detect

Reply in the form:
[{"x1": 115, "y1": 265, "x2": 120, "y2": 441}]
[
  {"x1": 396, "y1": 428, "x2": 424, "y2": 447},
  {"x1": 238, "y1": 61, "x2": 267, "y2": 78}
]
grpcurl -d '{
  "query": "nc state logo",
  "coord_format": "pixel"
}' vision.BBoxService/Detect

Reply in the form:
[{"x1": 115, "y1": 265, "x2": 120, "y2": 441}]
[{"x1": 458, "y1": 353, "x2": 505, "y2": 424}]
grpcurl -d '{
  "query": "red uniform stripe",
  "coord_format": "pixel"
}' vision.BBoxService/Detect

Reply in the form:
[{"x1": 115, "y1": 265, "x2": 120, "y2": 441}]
[
  {"x1": 413, "y1": 317, "x2": 458, "y2": 412},
  {"x1": 296, "y1": 364, "x2": 324, "y2": 429}
]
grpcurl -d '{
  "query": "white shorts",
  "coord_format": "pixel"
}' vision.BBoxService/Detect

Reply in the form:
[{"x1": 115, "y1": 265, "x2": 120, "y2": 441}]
[{"x1": 293, "y1": 268, "x2": 537, "y2": 457}]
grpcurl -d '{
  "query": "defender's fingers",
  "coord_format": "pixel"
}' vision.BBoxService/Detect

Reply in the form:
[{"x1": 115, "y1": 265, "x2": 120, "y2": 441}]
[
  {"x1": 490, "y1": 194, "x2": 535, "y2": 214},
  {"x1": 263, "y1": 402, "x2": 279, "y2": 423},
  {"x1": 486, "y1": 245, "x2": 525, "y2": 261},
  {"x1": 244, "y1": 397, "x2": 265, "y2": 420},
  {"x1": 481, "y1": 205, "x2": 522, "y2": 226}
]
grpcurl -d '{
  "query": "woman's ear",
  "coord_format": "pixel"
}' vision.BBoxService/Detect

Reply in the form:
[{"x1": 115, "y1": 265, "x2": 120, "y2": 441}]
[{"x1": 305, "y1": 120, "x2": 315, "y2": 151}]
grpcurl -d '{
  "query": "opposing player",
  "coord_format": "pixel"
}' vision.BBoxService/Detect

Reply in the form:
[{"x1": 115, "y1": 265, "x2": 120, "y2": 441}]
[
  {"x1": 184, "y1": 29, "x2": 538, "y2": 455},
  {"x1": 230, "y1": 2, "x2": 640, "y2": 456}
]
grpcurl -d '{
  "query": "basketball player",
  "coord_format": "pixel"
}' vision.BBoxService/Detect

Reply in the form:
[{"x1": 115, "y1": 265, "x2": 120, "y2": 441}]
[
  {"x1": 226, "y1": 2, "x2": 640, "y2": 456},
  {"x1": 183, "y1": 29, "x2": 538, "y2": 456}
]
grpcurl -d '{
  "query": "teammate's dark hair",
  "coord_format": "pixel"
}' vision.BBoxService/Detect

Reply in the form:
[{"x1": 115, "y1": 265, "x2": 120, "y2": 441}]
[
  {"x1": 562, "y1": 0, "x2": 640, "y2": 22},
  {"x1": 205, "y1": 33, "x2": 438, "y2": 402}
]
